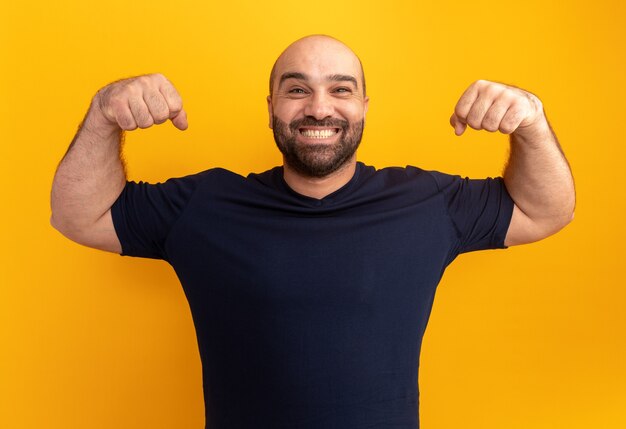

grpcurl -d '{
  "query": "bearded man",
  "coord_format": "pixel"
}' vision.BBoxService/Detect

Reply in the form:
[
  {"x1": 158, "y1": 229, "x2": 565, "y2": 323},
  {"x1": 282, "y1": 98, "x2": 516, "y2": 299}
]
[{"x1": 51, "y1": 35, "x2": 575, "y2": 429}]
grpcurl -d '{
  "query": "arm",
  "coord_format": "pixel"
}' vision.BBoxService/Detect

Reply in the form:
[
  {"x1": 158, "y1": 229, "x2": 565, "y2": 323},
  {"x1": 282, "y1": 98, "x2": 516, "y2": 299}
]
[
  {"x1": 449, "y1": 80, "x2": 575, "y2": 246},
  {"x1": 502, "y1": 116, "x2": 575, "y2": 245},
  {"x1": 50, "y1": 73, "x2": 188, "y2": 253}
]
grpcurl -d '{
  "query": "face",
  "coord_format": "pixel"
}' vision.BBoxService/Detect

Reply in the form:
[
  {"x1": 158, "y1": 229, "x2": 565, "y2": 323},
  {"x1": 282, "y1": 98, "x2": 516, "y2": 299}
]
[{"x1": 268, "y1": 37, "x2": 369, "y2": 178}]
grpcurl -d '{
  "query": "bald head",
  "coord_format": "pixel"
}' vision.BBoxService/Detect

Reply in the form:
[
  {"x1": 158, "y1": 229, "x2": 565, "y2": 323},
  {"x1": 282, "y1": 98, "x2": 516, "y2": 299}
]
[{"x1": 269, "y1": 35, "x2": 366, "y2": 97}]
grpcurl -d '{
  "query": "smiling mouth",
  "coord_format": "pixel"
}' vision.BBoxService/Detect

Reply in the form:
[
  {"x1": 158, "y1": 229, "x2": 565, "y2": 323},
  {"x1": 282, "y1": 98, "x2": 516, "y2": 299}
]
[{"x1": 298, "y1": 128, "x2": 341, "y2": 139}]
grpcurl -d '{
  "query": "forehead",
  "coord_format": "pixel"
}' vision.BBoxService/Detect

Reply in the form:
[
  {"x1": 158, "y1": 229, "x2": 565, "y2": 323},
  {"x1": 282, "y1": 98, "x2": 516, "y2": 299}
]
[{"x1": 275, "y1": 38, "x2": 361, "y2": 84}]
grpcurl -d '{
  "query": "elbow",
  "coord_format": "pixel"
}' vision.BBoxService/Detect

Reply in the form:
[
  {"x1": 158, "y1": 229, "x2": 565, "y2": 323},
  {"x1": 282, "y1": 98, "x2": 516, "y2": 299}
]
[
  {"x1": 562, "y1": 198, "x2": 576, "y2": 227},
  {"x1": 542, "y1": 209, "x2": 575, "y2": 238},
  {"x1": 50, "y1": 213, "x2": 72, "y2": 240},
  {"x1": 557, "y1": 210, "x2": 575, "y2": 233},
  {"x1": 550, "y1": 195, "x2": 576, "y2": 232},
  {"x1": 50, "y1": 213, "x2": 63, "y2": 233},
  {"x1": 50, "y1": 213, "x2": 82, "y2": 241},
  {"x1": 50, "y1": 193, "x2": 68, "y2": 234}
]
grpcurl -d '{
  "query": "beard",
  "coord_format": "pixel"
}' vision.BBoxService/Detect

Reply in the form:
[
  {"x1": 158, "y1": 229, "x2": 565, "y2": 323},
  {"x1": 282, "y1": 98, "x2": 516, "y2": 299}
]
[{"x1": 272, "y1": 115, "x2": 364, "y2": 178}]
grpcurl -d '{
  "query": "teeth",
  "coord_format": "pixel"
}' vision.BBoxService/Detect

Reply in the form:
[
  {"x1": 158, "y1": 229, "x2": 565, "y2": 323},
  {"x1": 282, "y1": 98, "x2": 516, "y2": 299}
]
[{"x1": 301, "y1": 128, "x2": 337, "y2": 138}]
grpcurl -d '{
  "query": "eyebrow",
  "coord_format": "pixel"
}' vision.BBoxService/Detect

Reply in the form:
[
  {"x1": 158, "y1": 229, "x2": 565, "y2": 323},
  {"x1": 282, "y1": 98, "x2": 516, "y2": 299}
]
[{"x1": 279, "y1": 72, "x2": 359, "y2": 90}]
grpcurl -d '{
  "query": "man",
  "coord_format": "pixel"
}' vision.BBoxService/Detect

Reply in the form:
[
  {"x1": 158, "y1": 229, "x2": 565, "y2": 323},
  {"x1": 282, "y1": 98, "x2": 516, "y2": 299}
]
[{"x1": 50, "y1": 35, "x2": 575, "y2": 428}]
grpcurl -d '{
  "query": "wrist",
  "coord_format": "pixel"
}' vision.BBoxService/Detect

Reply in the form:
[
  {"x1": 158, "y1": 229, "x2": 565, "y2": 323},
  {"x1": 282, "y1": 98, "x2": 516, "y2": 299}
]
[
  {"x1": 511, "y1": 115, "x2": 552, "y2": 147},
  {"x1": 82, "y1": 96, "x2": 121, "y2": 139}
]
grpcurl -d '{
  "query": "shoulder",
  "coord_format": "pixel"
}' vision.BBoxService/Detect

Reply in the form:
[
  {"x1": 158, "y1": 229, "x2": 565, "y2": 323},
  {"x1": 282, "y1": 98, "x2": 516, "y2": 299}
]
[
  {"x1": 159, "y1": 167, "x2": 246, "y2": 191},
  {"x1": 182, "y1": 167, "x2": 242, "y2": 182},
  {"x1": 364, "y1": 164, "x2": 456, "y2": 191},
  {"x1": 376, "y1": 166, "x2": 502, "y2": 195},
  {"x1": 245, "y1": 165, "x2": 282, "y2": 187},
  {"x1": 118, "y1": 168, "x2": 246, "y2": 209}
]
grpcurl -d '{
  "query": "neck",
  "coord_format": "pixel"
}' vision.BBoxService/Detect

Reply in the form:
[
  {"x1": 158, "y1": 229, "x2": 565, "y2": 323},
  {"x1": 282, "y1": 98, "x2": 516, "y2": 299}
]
[{"x1": 282, "y1": 156, "x2": 357, "y2": 200}]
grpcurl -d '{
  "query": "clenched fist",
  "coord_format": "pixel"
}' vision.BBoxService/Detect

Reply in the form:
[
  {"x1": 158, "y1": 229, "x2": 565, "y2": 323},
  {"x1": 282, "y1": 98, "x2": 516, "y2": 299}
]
[
  {"x1": 450, "y1": 80, "x2": 544, "y2": 136},
  {"x1": 91, "y1": 73, "x2": 188, "y2": 131}
]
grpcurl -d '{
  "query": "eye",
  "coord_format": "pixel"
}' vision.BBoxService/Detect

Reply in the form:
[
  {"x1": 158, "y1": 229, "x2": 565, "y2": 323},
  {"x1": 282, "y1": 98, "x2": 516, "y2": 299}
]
[
  {"x1": 334, "y1": 87, "x2": 352, "y2": 94},
  {"x1": 288, "y1": 87, "x2": 307, "y2": 94}
]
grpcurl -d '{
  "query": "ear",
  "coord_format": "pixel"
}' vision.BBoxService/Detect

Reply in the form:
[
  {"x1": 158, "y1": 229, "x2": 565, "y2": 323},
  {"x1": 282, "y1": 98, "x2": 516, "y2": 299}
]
[
  {"x1": 363, "y1": 96, "x2": 369, "y2": 125},
  {"x1": 267, "y1": 95, "x2": 274, "y2": 129}
]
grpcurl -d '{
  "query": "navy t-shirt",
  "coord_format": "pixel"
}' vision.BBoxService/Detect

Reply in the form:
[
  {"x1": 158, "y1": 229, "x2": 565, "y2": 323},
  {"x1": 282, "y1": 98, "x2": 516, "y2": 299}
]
[{"x1": 111, "y1": 162, "x2": 514, "y2": 429}]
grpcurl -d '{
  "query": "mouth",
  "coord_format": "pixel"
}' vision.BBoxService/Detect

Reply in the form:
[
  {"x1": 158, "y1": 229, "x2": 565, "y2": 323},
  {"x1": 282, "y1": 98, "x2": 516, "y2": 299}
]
[{"x1": 298, "y1": 127, "x2": 341, "y2": 139}]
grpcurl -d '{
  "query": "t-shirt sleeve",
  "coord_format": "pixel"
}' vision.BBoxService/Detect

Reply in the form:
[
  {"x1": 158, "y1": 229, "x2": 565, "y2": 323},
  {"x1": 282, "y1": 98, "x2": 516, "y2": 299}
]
[
  {"x1": 427, "y1": 170, "x2": 515, "y2": 254},
  {"x1": 110, "y1": 173, "x2": 202, "y2": 260}
]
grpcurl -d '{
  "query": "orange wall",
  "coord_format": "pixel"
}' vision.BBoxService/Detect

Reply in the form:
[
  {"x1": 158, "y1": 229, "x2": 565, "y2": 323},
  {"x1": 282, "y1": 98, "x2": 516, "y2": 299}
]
[{"x1": 1, "y1": 1, "x2": 624, "y2": 428}]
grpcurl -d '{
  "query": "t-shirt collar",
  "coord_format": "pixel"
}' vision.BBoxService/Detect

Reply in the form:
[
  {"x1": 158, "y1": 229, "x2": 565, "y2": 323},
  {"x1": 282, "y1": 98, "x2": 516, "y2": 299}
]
[{"x1": 275, "y1": 162, "x2": 364, "y2": 206}]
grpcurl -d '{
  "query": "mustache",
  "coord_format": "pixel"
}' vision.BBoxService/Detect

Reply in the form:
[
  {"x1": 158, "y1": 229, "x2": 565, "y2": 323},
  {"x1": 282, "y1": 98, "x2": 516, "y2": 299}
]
[{"x1": 289, "y1": 117, "x2": 349, "y2": 132}]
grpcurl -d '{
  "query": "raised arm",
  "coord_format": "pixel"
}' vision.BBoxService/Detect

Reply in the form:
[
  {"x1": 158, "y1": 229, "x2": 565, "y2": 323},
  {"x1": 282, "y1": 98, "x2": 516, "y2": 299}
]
[
  {"x1": 449, "y1": 79, "x2": 575, "y2": 246},
  {"x1": 50, "y1": 73, "x2": 188, "y2": 253}
]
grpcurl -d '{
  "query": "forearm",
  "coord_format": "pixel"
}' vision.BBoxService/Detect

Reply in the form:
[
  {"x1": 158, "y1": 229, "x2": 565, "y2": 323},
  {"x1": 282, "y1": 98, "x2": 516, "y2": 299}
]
[
  {"x1": 503, "y1": 116, "x2": 576, "y2": 231},
  {"x1": 50, "y1": 97, "x2": 126, "y2": 233}
]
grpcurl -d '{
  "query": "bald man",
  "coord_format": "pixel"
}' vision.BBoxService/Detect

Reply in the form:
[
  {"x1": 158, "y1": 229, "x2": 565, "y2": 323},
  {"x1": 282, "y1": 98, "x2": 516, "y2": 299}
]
[{"x1": 51, "y1": 35, "x2": 575, "y2": 428}]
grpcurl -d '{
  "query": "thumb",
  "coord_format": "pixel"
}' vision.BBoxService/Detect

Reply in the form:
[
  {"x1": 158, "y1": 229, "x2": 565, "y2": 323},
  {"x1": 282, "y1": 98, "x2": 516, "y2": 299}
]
[
  {"x1": 449, "y1": 113, "x2": 467, "y2": 136},
  {"x1": 171, "y1": 108, "x2": 188, "y2": 130}
]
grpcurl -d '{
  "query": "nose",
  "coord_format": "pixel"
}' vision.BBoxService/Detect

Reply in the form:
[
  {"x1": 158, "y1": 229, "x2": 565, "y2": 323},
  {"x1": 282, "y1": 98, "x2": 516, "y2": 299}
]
[{"x1": 303, "y1": 91, "x2": 335, "y2": 120}]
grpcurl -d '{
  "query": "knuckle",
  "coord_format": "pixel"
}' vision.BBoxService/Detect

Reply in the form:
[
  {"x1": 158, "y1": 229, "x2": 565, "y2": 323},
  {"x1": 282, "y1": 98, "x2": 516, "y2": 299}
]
[
  {"x1": 482, "y1": 119, "x2": 499, "y2": 132},
  {"x1": 154, "y1": 109, "x2": 170, "y2": 123},
  {"x1": 118, "y1": 114, "x2": 136, "y2": 130},
  {"x1": 137, "y1": 75, "x2": 151, "y2": 84},
  {"x1": 146, "y1": 94, "x2": 170, "y2": 121},
  {"x1": 454, "y1": 105, "x2": 465, "y2": 117},
  {"x1": 509, "y1": 106, "x2": 524, "y2": 122},
  {"x1": 135, "y1": 114, "x2": 153, "y2": 128},
  {"x1": 499, "y1": 93, "x2": 516, "y2": 106},
  {"x1": 499, "y1": 124, "x2": 514, "y2": 134},
  {"x1": 484, "y1": 85, "x2": 502, "y2": 99},
  {"x1": 503, "y1": 88, "x2": 520, "y2": 103},
  {"x1": 532, "y1": 93, "x2": 543, "y2": 105},
  {"x1": 145, "y1": 91, "x2": 162, "y2": 105},
  {"x1": 150, "y1": 72, "x2": 166, "y2": 81},
  {"x1": 467, "y1": 106, "x2": 484, "y2": 123},
  {"x1": 137, "y1": 109, "x2": 153, "y2": 125},
  {"x1": 122, "y1": 84, "x2": 141, "y2": 99},
  {"x1": 467, "y1": 117, "x2": 482, "y2": 129},
  {"x1": 169, "y1": 98, "x2": 183, "y2": 113},
  {"x1": 481, "y1": 113, "x2": 494, "y2": 127},
  {"x1": 528, "y1": 93, "x2": 543, "y2": 111},
  {"x1": 501, "y1": 114, "x2": 520, "y2": 132},
  {"x1": 474, "y1": 79, "x2": 488, "y2": 87},
  {"x1": 137, "y1": 118, "x2": 154, "y2": 129},
  {"x1": 107, "y1": 98, "x2": 127, "y2": 117}
]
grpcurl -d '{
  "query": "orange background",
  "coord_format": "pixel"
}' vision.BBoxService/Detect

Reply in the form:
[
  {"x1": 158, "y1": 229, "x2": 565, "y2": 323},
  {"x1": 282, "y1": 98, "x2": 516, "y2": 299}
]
[{"x1": 1, "y1": 1, "x2": 624, "y2": 428}]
